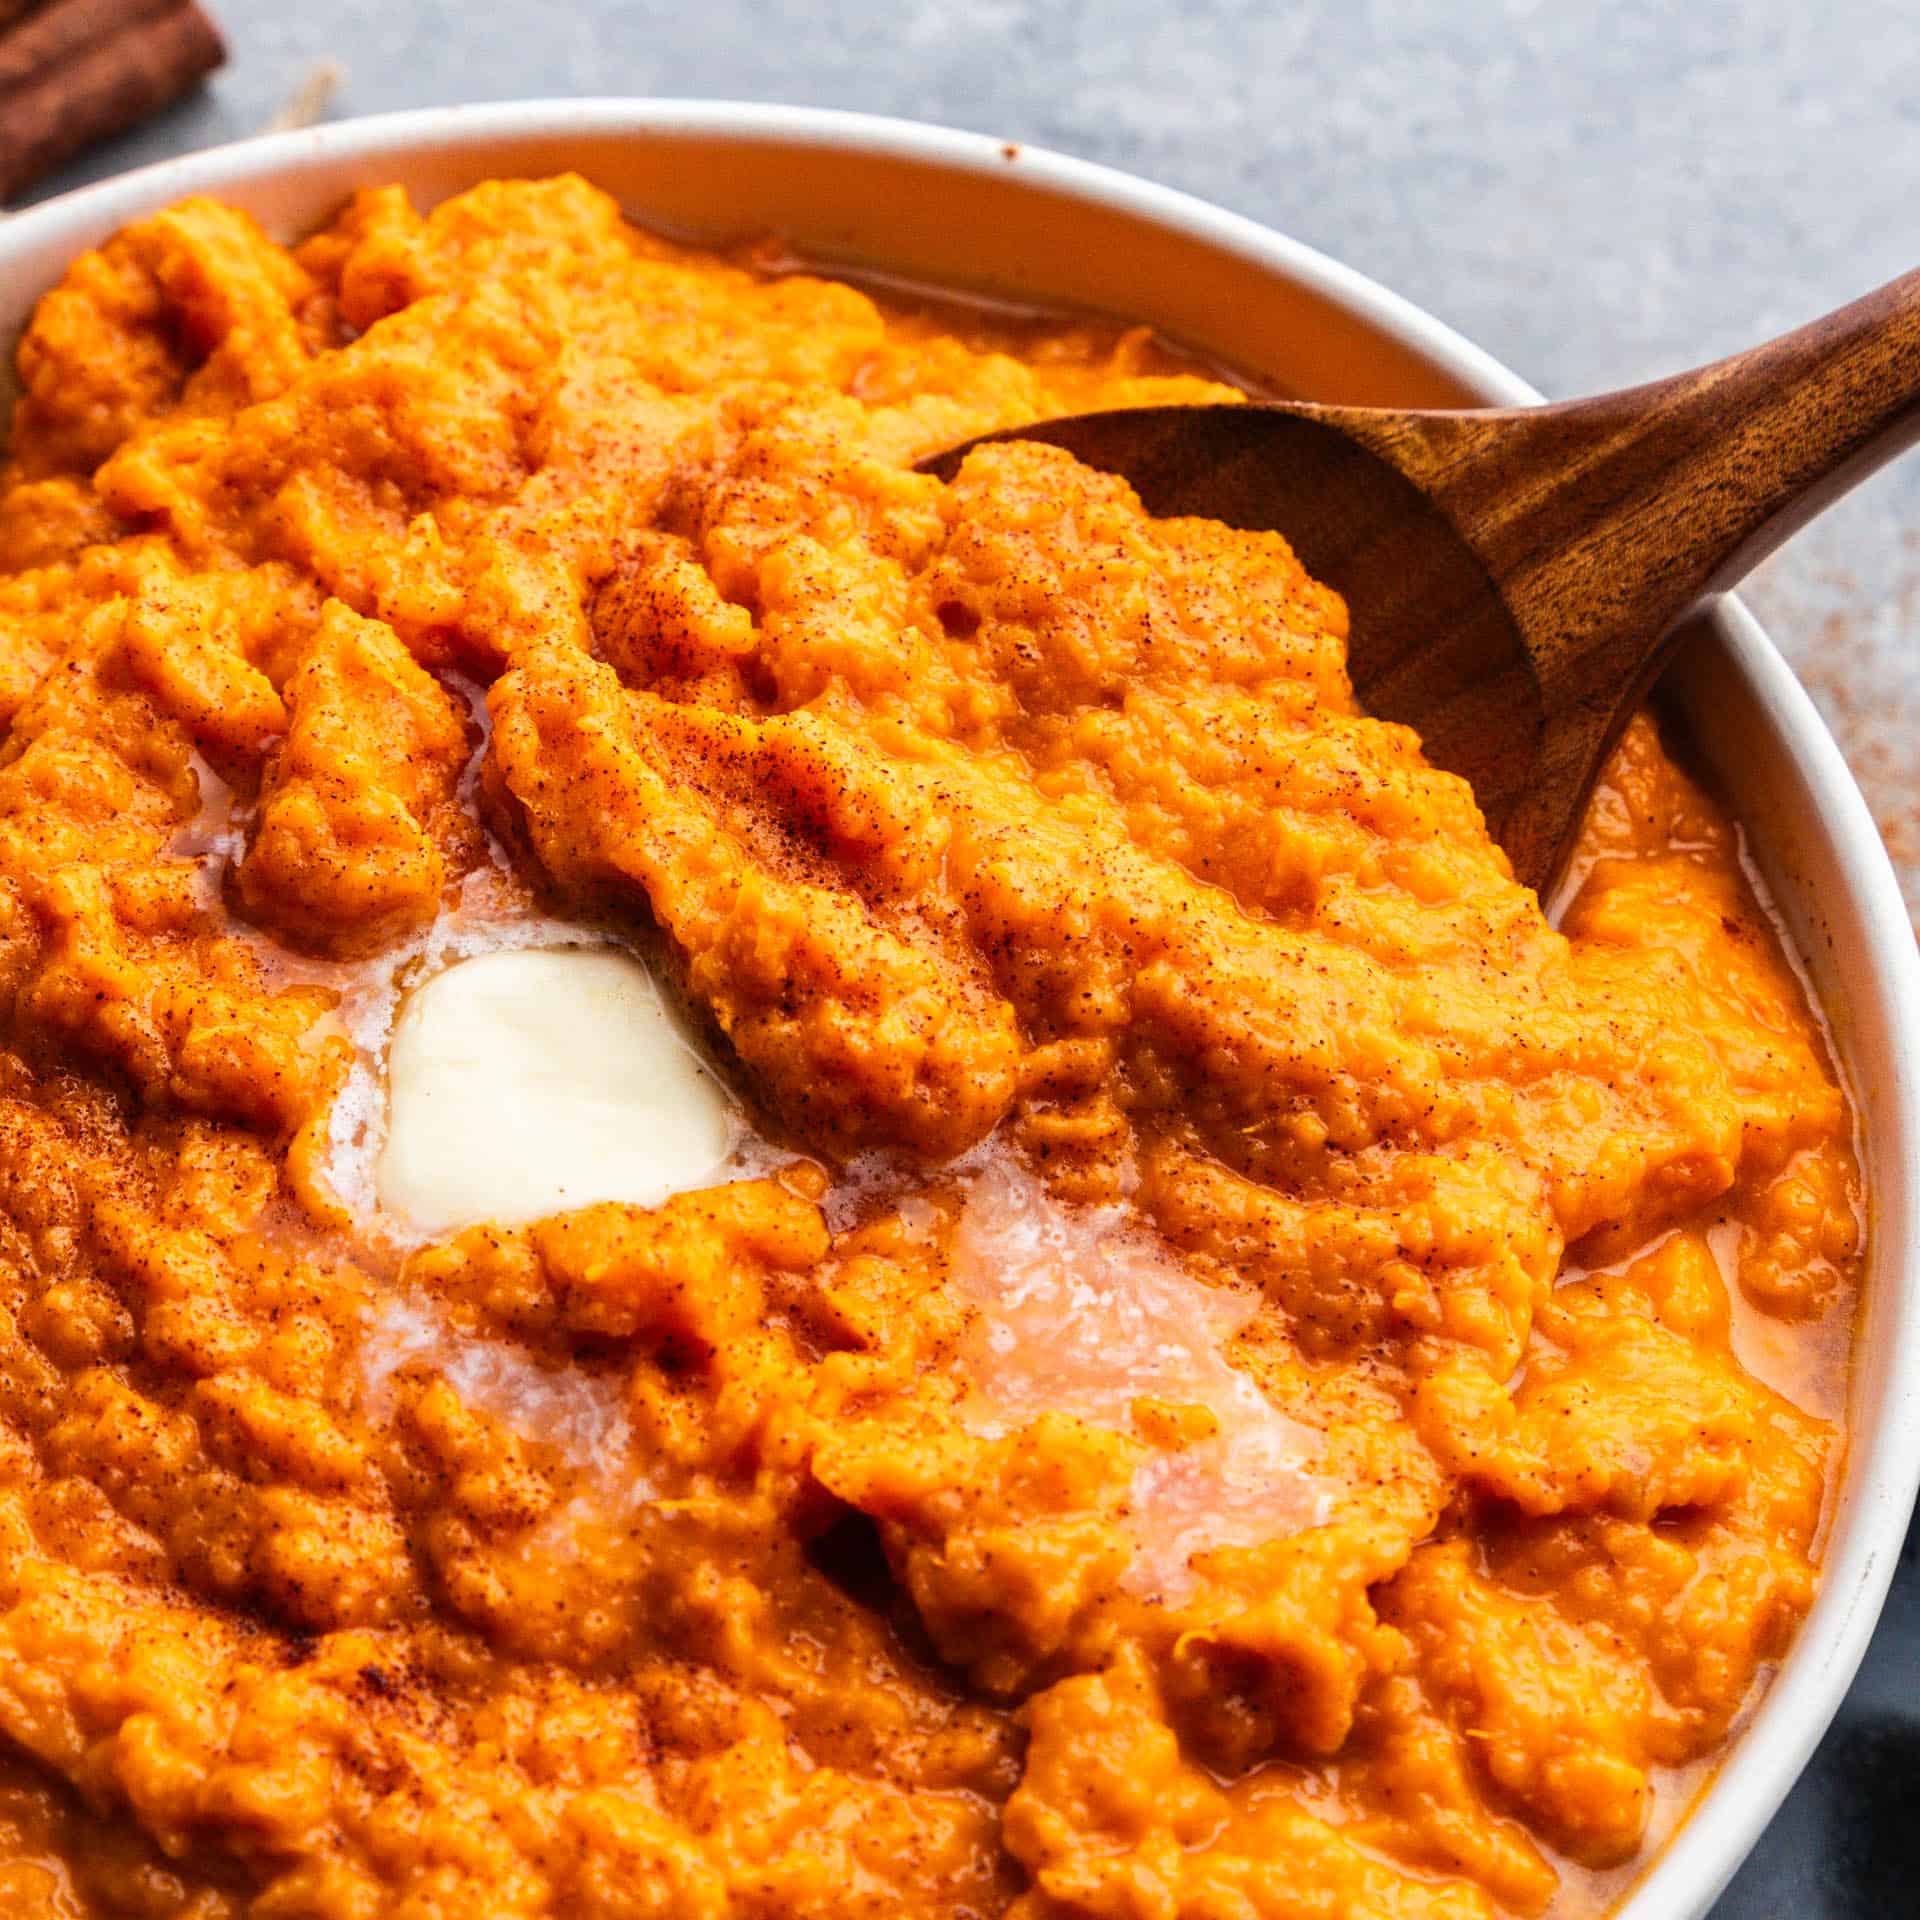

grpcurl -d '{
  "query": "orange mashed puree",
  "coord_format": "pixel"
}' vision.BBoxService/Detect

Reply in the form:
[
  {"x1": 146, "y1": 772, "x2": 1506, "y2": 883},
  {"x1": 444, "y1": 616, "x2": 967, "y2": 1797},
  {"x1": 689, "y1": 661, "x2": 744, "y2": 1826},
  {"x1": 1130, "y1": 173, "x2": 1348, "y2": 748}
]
[{"x1": 0, "y1": 176, "x2": 1861, "y2": 1918}]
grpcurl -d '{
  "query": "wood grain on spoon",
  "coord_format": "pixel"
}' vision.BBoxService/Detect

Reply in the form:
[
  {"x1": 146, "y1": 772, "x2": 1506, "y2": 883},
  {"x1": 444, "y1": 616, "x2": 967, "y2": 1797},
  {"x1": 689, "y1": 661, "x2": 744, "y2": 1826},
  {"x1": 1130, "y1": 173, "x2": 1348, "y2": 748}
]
[{"x1": 921, "y1": 270, "x2": 1920, "y2": 893}]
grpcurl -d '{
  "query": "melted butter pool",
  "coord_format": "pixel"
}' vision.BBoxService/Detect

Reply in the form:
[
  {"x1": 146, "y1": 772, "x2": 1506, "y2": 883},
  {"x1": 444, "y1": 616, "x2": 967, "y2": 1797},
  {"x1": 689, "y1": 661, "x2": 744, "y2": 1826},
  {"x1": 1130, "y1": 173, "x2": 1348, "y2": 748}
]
[
  {"x1": 951, "y1": 1152, "x2": 1331, "y2": 1600},
  {"x1": 376, "y1": 945, "x2": 740, "y2": 1233}
]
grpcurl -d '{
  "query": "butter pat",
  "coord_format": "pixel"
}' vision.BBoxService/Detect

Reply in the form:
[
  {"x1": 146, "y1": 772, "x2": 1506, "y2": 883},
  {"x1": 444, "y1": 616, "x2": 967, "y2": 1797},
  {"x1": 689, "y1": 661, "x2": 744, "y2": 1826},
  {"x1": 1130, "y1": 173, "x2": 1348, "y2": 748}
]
[{"x1": 376, "y1": 946, "x2": 737, "y2": 1233}]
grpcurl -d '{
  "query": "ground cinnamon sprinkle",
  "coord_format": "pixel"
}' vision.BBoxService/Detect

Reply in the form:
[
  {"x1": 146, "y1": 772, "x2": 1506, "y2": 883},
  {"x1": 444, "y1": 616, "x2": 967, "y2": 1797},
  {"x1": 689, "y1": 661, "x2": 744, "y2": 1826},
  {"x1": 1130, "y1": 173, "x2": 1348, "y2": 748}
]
[
  {"x1": 1748, "y1": 539, "x2": 1920, "y2": 924},
  {"x1": 0, "y1": 176, "x2": 1869, "y2": 1920}
]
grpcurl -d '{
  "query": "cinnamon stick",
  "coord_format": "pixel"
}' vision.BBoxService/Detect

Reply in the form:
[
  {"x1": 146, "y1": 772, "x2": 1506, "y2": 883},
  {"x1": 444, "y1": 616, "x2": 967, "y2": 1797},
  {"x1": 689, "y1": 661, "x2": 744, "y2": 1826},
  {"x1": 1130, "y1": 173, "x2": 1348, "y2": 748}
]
[{"x1": 0, "y1": 0, "x2": 225, "y2": 200}]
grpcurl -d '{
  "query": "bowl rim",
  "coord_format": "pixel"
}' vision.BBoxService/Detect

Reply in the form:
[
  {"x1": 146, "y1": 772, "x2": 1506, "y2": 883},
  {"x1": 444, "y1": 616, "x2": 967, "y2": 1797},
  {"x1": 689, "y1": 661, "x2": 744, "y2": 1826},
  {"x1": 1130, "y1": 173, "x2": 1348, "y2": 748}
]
[{"x1": 10, "y1": 96, "x2": 1920, "y2": 1920}]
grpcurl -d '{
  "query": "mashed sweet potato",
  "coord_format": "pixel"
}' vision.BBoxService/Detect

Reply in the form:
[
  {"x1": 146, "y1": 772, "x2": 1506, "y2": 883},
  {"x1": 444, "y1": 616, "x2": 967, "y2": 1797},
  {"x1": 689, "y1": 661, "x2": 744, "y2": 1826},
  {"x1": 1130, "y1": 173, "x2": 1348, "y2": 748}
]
[{"x1": 0, "y1": 176, "x2": 1861, "y2": 1918}]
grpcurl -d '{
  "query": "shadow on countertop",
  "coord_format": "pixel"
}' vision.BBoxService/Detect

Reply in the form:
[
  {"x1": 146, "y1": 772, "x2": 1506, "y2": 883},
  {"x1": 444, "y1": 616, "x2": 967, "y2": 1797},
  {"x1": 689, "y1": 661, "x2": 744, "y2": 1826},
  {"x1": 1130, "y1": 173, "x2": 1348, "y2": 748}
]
[{"x1": 1711, "y1": 1505, "x2": 1920, "y2": 1917}]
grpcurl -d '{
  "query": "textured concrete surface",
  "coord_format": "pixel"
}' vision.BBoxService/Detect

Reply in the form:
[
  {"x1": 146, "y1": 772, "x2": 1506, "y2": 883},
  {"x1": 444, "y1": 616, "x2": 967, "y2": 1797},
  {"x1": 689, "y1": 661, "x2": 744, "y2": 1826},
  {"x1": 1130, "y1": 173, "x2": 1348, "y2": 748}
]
[{"x1": 28, "y1": 3, "x2": 1920, "y2": 1911}]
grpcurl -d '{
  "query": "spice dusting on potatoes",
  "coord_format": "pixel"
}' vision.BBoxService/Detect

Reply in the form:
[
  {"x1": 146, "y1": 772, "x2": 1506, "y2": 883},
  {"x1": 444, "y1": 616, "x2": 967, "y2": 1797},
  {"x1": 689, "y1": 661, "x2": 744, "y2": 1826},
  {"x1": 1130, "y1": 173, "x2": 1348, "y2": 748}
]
[{"x1": 0, "y1": 177, "x2": 1860, "y2": 1918}]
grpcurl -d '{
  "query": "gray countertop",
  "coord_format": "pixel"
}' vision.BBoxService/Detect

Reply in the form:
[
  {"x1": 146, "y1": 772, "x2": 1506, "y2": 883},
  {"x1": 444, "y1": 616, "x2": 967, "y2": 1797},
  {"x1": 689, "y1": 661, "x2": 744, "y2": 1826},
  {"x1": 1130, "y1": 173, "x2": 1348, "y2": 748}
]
[{"x1": 31, "y1": 3, "x2": 1920, "y2": 1911}]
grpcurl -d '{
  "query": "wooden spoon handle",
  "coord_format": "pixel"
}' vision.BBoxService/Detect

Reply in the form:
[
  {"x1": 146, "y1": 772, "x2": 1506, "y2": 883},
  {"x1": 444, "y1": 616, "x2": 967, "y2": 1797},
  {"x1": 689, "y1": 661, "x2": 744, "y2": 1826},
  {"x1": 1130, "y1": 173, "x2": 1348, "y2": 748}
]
[
  {"x1": 1646, "y1": 264, "x2": 1920, "y2": 589},
  {"x1": 1342, "y1": 266, "x2": 1920, "y2": 718},
  {"x1": 1310, "y1": 268, "x2": 1920, "y2": 884},
  {"x1": 920, "y1": 271, "x2": 1920, "y2": 894}
]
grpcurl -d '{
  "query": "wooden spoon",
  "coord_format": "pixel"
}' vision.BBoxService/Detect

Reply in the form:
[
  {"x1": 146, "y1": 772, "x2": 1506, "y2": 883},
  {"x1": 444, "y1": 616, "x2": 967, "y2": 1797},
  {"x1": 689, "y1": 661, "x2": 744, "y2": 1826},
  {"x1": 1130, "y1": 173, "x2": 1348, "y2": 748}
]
[{"x1": 920, "y1": 273, "x2": 1920, "y2": 894}]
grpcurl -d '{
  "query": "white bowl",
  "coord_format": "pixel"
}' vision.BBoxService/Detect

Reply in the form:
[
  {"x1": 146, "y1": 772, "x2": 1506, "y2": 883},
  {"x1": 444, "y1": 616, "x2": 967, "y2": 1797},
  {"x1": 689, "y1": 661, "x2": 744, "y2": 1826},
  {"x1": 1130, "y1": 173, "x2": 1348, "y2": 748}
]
[{"x1": 8, "y1": 100, "x2": 1915, "y2": 1919}]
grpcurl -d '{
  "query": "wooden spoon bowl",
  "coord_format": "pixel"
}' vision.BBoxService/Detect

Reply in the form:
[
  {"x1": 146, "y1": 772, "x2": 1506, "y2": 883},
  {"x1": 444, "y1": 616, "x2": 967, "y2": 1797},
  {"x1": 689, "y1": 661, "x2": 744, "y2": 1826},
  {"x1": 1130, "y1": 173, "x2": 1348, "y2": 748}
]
[{"x1": 922, "y1": 273, "x2": 1920, "y2": 893}]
